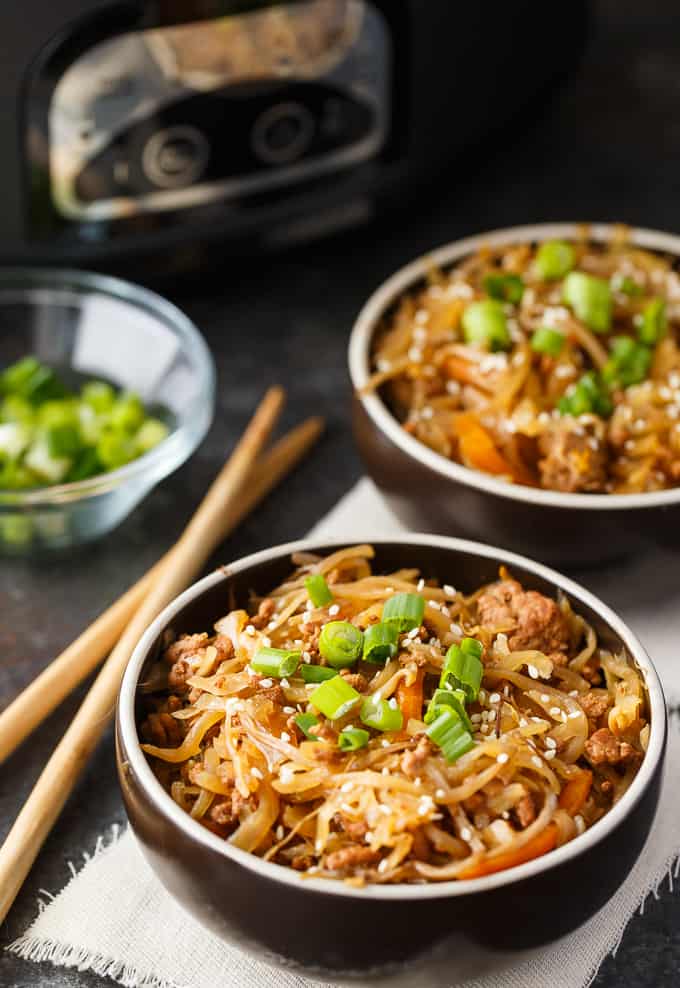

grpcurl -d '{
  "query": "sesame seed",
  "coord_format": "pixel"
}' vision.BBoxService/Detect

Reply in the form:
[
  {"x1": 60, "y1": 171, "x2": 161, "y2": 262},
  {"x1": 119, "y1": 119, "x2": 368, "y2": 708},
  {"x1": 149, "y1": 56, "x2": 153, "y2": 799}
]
[
  {"x1": 532, "y1": 755, "x2": 543, "y2": 769},
  {"x1": 365, "y1": 831, "x2": 374, "y2": 843},
  {"x1": 302, "y1": 651, "x2": 311, "y2": 663},
  {"x1": 545, "y1": 737, "x2": 557, "y2": 750},
  {"x1": 283, "y1": 706, "x2": 295, "y2": 714},
  {"x1": 441, "y1": 606, "x2": 451, "y2": 618},
  {"x1": 544, "y1": 749, "x2": 556, "y2": 761},
  {"x1": 280, "y1": 731, "x2": 291, "y2": 743},
  {"x1": 470, "y1": 713, "x2": 482, "y2": 724},
  {"x1": 489, "y1": 693, "x2": 501, "y2": 705},
  {"x1": 480, "y1": 723, "x2": 489, "y2": 734},
  {"x1": 328, "y1": 604, "x2": 340, "y2": 617},
  {"x1": 569, "y1": 690, "x2": 579, "y2": 697},
  {"x1": 262, "y1": 636, "x2": 272, "y2": 648},
  {"x1": 276, "y1": 825, "x2": 284, "y2": 840},
  {"x1": 259, "y1": 678, "x2": 273, "y2": 689},
  {"x1": 549, "y1": 706, "x2": 562, "y2": 718},
  {"x1": 528, "y1": 665, "x2": 540, "y2": 680},
  {"x1": 267, "y1": 620, "x2": 277, "y2": 630},
  {"x1": 496, "y1": 752, "x2": 509, "y2": 764},
  {"x1": 407, "y1": 627, "x2": 420, "y2": 640},
  {"x1": 460, "y1": 827, "x2": 472, "y2": 842},
  {"x1": 388, "y1": 698, "x2": 398, "y2": 710},
  {"x1": 378, "y1": 858, "x2": 390, "y2": 873},
  {"x1": 340, "y1": 781, "x2": 354, "y2": 793},
  {"x1": 443, "y1": 584, "x2": 456, "y2": 596},
  {"x1": 540, "y1": 694, "x2": 550, "y2": 704},
  {"x1": 435, "y1": 788, "x2": 446, "y2": 799},
  {"x1": 568, "y1": 710, "x2": 582, "y2": 719},
  {"x1": 502, "y1": 811, "x2": 510, "y2": 820},
  {"x1": 381, "y1": 739, "x2": 391, "y2": 748},
  {"x1": 245, "y1": 624, "x2": 256, "y2": 636},
  {"x1": 428, "y1": 600, "x2": 441, "y2": 611},
  {"x1": 280, "y1": 678, "x2": 290, "y2": 689}
]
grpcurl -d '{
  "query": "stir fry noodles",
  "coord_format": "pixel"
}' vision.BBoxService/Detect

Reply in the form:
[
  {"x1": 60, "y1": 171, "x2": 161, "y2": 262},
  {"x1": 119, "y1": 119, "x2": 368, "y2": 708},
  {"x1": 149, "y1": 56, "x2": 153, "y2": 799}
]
[
  {"x1": 140, "y1": 546, "x2": 647, "y2": 884},
  {"x1": 367, "y1": 228, "x2": 680, "y2": 493}
]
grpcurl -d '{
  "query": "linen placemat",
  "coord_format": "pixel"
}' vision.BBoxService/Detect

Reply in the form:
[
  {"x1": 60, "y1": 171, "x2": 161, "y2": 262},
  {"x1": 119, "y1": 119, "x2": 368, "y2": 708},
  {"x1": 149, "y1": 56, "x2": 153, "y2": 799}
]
[{"x1": 8, "y1": 478, "x2": 680, "y2": 988}]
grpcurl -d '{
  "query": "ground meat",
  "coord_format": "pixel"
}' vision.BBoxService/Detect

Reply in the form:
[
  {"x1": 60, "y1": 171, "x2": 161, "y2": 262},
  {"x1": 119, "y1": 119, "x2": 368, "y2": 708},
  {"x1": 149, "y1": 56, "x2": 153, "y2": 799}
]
[
  {"x1": 333, "y1": 813, "x2": 369, "y2": 841},
  {"x1": 309, "y1": 722, "x2": 338, "y2": 744},
  {"x1": 141, "y1": 712, "x2": 183, "y2": 747},
  {"x1": 578, "y1": 692, "x2": 611, "y2": 721},
  {"x1": 585, "y1": 728, "x2": 640, "y2": 766},
  {"x1": 257, "y1": 682, "x2": 286, "y2": 705},
  {"x1": 339, "y1": 670, "x2": 369, "y2": 692},
  {"x1": 538, "y1": 417, "x2": 608, "y2": 493},
  {"x1": 208, "y1": 789, "x2": 254, "y2": 827},
  {"x1": 291, "y1": 854, "x2": 315, "y2": 871},
  {"x1": 213, "y1": 634, "x2": 235, "y2": 660},
  {"x1": 400, "y1": 736, "x2": 434, "y2": 777},
  {"x1": 299, "y1": 620, "x2": 323, "y2": 655},
  {"x1": 580, "y1": 656, "x2": 603, "y2": 684},
  {"x1": 324, "y1": 845, "x2": 381, "y2": 872},
  {"x1": 168, "y1": 658, "x2": 192, "y2": 692},
  {"x1": 513, "y1": 794, "x2": 536, "y2": 829},
  {"x1": 250, "y1": 598, "x2": 276, "y2": 630},
  {"x1": 164, "y1": 632, "x2": 209, "y2": 665},
  {"x1": 476, "y1": 579, "x2": 570, "y2": 663}
]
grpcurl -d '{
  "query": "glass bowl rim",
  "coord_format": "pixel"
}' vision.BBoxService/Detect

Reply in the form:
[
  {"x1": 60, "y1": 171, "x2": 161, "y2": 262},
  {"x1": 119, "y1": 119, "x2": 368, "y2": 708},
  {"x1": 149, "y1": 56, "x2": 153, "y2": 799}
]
[{"x1": 0, "y1": 266, "x2": 215, "y2": 506}]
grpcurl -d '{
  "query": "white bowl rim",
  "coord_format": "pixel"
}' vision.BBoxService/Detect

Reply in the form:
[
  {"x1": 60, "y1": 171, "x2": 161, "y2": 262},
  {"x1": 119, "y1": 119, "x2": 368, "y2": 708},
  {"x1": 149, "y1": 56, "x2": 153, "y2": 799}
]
[
  {"x1": 0, "y1": 266, "x2": 215, "y2": 504},
  {"x1": 349, "y1": 221, "x2": 680, "y2": 511},
  {"x1": 118, "y1": 533, "x2": 667, "y2": 902}
]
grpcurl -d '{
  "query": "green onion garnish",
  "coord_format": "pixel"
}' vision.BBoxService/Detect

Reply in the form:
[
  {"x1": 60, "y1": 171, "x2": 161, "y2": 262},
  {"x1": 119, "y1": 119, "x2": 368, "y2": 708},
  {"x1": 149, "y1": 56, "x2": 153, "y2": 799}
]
[
  {"x1": 562, "y1": 271, "x2": 612, "y2": 333},
  {"x1": 424, "y1": 688, "x2": 472, "y2": 731},
  {"x1": 318, "y1": 621, "x2": 364, "y2": 669},
  {"x1": 382, "y1": 592, "x2": 425, "y2": 633},
  {"x1": 483, "y1": 273, "x2": 524, "y2": 304},
  {"x1": 534, "y1": 240, "x2": 575, "y2": 281},
  {"x1": 557, "y1": 370, "x2": 613, "y2": 418},
  {"x1": 360, "y1": 695, "x2": 403, "y2": 733},
  {"x1": 362, "y1": 622, "x2": 399, "y2": 665},
  {"x1": 338, "y1": 726, "x2": 370, "y2": 751},
  {"x1": 461, "y1": 300, "x2": 511, "y2": 352},
  {"x1": 310, "y1": 676, "x2": 360, "y2": 720},
  {"x1": 305, "y1": 573, "x2": 333, "y2": 608},
  {"x1": 639, "y1": 298, "x2": 667, "y2": 345},
  {"x1": 601, "y1": 337, "x2": 652, "y2": 390},
  {"x1": 295, "y1": 712, "x2": 320, "y2": 739},
  {"x1": 426, "y1": 708, "x2": 475, "y2": 763},
  {"x1": 251, "y1": 647, "x2": 301, "y2": 679},
  {"x1": 440, "y1": 640, "x2": 483, "y2": 702},
  {"x1": 611, "y1": 273, "x2": 643, "y2": 297},
  {"x1": 45, "y1": 423, "x2": 82, "y2": 459},
  {"x1": 530, "y1": 326, "x2": 565, "y2": 357},
  {"x1": 300, "y1": 664, "x2": 338, "y2": 684}
]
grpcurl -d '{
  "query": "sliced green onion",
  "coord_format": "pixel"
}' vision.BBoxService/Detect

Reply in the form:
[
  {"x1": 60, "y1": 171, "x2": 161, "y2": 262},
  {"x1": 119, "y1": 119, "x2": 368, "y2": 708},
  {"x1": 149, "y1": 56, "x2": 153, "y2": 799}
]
[
  {"x1": 305, "y1": 573, "x2": 333, "y2": 607},
  {"x1": 81, "y1": 380, "x2": 116, "y2": 413},
  {"x1": 45, "y1": 423, "x2": 82, "y2": 459},
  {"x1": 109, "y1": 392, "x2": 145, "y2": 432},
  {"x1": 483, "y1": 273, "x2": 524, "y2": 304},
  {"x1": 135, "y1": 418, "x2": 169, "y2": 454},
  {"x1": 462, "y1": 300, "x2": 511, "y2": 352},
  {"x1": 362, "y1": 622, "x2": 399, "y2": 665},
  {"x1": 300, "y1": 664, "x2": 338, "y2": 684},
  {"x1": 562, "y1": 271, "x2": 612, "y2": 333},
  {"x1": 426, "y1": 708, "x2": 475, "y2": 763},
  {"x1": 295, "y1": 712, "x2": 320, "y2": 740},
  {"x1": 360, "y1": 695, "x2": 403, "y2": 733},
  {"x1": 319, "y1": 621, "x2": 363, "y2": 669},
  {"x1": 338, "y1": 726, "x2": 370, "y2": 751},
  {"x1": 460, "y1": 637, "x2": 483, "y2": 660},
  {"x1": 382, "y1": 593, "x2": 425, "y2": 633},
  {"x1": 611, "y1": 273, "x2": 643, "y2": 296},
  {"x1": 96, "y1": 431, "x2": 137, "y2": 469},
  {"x1": 65, "y1": 447, "x2": 101, "y2": 482},
  {"x1": 424, "y1": 688, "x2": 472, "y2": 731},
  {"x1": 530, "y1": 326, "x2": 565, "y2": 357},
  {"x1": 558, "y1": 371, "x2": 613, "y2": 417},
  {"x1": 251, "y1": 646, "x2": 301, "y2": 679},
  {"x1": 440, "y1": 642, "x2": 483, "y2": 702},
  {"x1": 602, "y1": 337, "x2": 651, "y2": 390},
  {"x1": 310, "y1": 676, "x2": 360, "y2": 719},
  {"x1": 639, "y1": 298, "x2": 667, "y2": 345},
  {"x1": 534, "y1": 240, "x2": 575, "y2": 281}
]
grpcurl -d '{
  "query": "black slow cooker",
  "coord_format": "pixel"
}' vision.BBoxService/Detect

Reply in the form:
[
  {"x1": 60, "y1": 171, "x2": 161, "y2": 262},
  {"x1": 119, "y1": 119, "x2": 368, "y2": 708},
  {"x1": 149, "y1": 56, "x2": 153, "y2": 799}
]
[{"x1": 2, "y1": 1, "x2": 586, "y2": 272}]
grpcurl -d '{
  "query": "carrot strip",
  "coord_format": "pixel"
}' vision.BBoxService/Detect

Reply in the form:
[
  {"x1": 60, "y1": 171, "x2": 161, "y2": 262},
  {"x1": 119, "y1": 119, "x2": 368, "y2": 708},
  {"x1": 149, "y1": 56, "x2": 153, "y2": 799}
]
[
  {"x1": 453, "y1": 413, "x2": 535, "y2": 487},
  {"x1": 445, "y1": 356, "x2": 493, "y2": 391},
  {"x1": 457, "y1": 823, "x2": 558, "y2": 880},
  {"x1": 558, "y1": 770, "x2": 593, "y2": 815},
  {"x1": 396, "y1": 668, "x2": 425, "y2": 723}
]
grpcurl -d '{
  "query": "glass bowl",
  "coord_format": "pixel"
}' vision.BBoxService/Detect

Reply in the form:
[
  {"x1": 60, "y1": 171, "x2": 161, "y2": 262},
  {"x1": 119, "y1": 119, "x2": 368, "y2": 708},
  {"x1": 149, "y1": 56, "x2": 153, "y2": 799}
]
[{"x1": 0, "y1": 268, "x2": 215, "y2": 554}]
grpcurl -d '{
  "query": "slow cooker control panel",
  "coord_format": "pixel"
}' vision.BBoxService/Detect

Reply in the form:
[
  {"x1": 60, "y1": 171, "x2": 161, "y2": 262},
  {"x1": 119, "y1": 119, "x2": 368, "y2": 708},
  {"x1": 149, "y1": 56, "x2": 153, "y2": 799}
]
[{"x1": 36, "y1": 0, "x2": 391, "y2": 224}]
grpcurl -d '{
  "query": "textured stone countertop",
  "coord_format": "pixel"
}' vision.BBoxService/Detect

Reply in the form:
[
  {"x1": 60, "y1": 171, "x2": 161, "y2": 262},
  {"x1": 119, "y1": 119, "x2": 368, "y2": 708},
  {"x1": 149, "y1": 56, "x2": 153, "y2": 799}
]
[{"x1": 1, "y1": 1, "x2": 679, "y2": 984}]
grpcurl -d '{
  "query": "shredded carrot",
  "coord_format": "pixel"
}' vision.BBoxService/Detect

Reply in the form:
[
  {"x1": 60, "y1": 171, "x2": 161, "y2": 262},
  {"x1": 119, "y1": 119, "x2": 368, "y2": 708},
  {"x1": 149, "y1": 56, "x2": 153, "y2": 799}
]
[
  {"x1": 558, "y1": 770, "x2": 593, "y2": 815},
  {"x1": 457, "y1": 823, "x2": 558, "y2": 880},
  {"x1": 396, "y1": 668, "x2": 425, "y2": 723},
  {"x1": 453, "y1": 413, "x2": 535, "y2": 486},
  {"x1": 445, "y1": 356, "x2": 493, "y2": 391}
]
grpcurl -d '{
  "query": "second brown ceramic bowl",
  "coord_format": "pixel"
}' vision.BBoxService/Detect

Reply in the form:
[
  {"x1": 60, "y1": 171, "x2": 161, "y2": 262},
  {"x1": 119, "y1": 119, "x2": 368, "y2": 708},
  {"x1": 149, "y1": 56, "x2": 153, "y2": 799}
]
[{"x1": 349, "y1": 222, "x2": 680, "y2": 566}]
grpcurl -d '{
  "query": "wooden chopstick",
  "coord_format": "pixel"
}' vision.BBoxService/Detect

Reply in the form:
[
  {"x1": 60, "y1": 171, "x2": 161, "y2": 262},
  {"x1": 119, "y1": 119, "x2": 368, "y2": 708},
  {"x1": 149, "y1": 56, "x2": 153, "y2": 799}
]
[
  {"x1": 0, "y1": 415, "x2": 323, "y2": 766},
  {"x1": 0, "y1": 386, "x2": 290, "y2": 923}
]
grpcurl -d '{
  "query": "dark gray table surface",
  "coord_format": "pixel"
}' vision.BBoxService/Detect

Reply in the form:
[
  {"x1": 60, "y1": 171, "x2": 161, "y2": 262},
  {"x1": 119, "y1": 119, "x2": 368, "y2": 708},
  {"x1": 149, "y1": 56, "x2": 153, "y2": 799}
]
[{"x1": 2, "y1": 1, "x2": 679, "y2": 985}]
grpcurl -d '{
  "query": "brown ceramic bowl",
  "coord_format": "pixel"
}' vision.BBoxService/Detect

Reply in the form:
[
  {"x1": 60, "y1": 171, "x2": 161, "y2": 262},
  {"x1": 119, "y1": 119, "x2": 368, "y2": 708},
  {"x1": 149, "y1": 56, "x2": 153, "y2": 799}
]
[
  {"x1": 116, "y1": 536, "x2": 666, "y2": 984},
  {"x1": 349, "y1": 222, "x2": 680, "y2": 567}
]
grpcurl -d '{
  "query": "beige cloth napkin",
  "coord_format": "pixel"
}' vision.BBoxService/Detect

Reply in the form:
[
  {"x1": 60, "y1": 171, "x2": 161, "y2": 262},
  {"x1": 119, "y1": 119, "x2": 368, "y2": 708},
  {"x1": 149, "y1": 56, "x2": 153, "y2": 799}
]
[{"x1": 8, "y1": 479, "x2": 680, "y2": 988}]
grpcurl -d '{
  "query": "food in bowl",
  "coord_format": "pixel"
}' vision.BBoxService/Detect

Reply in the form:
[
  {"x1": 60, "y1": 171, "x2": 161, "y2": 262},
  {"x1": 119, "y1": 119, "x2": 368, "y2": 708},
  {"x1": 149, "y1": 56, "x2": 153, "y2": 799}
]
[
  {"x1": 0, "y1": 355, "x2": 169, "y2": 489},
  {"x1": 367, "y1": 226, "x2": 680, "y2": 494},
  {"x1": 139, "y1": 543, "x2": 648, "y2": 885}
]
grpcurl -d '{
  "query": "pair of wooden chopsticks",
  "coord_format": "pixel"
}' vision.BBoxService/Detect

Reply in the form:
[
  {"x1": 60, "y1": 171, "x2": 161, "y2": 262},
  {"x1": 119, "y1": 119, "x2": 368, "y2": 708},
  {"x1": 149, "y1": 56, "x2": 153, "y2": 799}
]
[{"x1": 0, "y1": 387, "x2": 323, "y2": 923}]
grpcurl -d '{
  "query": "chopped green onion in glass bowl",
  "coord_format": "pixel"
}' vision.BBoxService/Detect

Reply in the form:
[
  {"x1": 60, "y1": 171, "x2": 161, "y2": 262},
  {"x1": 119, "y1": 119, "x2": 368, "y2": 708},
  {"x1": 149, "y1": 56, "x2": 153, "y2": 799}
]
[{"x1": 0, "y1": 268, "x2": 215, "y2": 554}]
